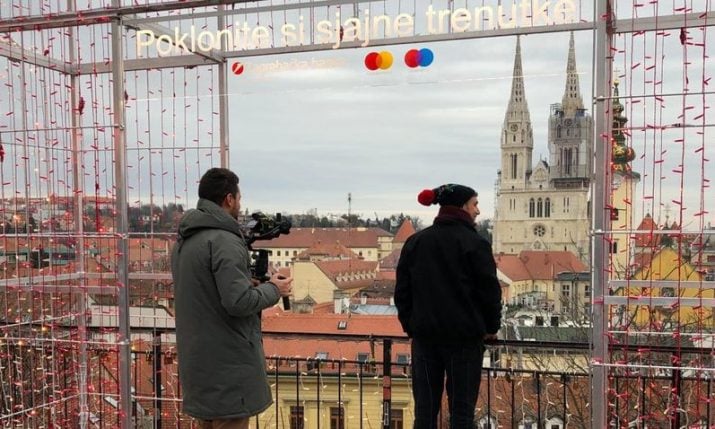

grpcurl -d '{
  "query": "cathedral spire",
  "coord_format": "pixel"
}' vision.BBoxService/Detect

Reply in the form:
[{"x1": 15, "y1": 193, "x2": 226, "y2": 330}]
[
  {"x1": 561, "y1": 32, "x2": 584, "y2": 116},
  {"x1": 505, "y1": 36, "x2": 531, "y2": 124}
]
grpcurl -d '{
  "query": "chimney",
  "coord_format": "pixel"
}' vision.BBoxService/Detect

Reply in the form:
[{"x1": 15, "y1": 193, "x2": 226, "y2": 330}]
[{"x1": 333, "y1": 289, "x2": 350, "y2": 314}]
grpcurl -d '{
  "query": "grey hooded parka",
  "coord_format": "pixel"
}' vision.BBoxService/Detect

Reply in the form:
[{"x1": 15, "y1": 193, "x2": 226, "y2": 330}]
[{"x1": 171, "y1": 198, "x2": 281, "y2": 420}]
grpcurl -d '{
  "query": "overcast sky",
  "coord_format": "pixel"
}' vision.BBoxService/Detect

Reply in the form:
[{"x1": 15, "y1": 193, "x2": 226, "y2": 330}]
[
  {"x1": 230, "y1": 31, "x2": 597, "y2": 223},
  {"x1": 0, "y1": 0, "x2": 712, "y2": 230}
]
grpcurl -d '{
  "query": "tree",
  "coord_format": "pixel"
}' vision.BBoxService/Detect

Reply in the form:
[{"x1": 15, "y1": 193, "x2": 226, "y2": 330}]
[{"x1": 475, "y1": 219, "x2": 492, "y2": 243}]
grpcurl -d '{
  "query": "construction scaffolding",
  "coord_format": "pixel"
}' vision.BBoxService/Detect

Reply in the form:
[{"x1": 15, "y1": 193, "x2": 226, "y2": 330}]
[{"x1": 0, "y1": 0, "x2": 712, "y2": 428}]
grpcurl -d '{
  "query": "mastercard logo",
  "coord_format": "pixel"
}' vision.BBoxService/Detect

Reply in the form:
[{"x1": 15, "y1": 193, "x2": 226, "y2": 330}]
[
  {"x1": 364, "y1": 51, "x2": 394, "y2": 71},
  {"x1": 404, "y1": 48, "x2": 434, "y2": 68}
]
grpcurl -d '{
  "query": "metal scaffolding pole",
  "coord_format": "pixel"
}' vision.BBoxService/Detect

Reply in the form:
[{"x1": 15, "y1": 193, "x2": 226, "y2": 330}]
[
  {"x1": 67, "y1": 1, "x2": 90, "y2": 427},
  {"x1": 591, "y1": 1, "x2": 614, "y2": 428},
  {"x1": 110, "y1": 4, "x2": 133, "y2": 428},
  {"x1": 217, "y1": 4, "x2": 230, "y2": 168}
]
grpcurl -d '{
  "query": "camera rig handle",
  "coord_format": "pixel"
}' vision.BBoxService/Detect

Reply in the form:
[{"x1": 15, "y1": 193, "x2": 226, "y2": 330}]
[{"x1": 244, "y1": 212, "x2": 292, "y2": 310}]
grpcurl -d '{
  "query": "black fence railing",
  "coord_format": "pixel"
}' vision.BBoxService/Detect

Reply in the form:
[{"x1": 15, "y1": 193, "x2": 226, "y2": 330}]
[{"x1": 2, "y1": 332, "x2": 715, "y2": 428}]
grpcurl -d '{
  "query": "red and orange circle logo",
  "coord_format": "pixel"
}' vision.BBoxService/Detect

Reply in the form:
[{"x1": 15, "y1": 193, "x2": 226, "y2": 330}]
[{"x1": 364, "y1": 51, "x2": 394, "y2": 71}]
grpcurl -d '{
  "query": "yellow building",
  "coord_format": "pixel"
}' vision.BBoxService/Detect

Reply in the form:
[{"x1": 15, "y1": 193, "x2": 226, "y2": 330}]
[
  {"x1": 625, "y1": 247, "x2": 709, "y2": 330},
  {"x1": 260, "y1": 311, "x2": 413, "y2": 428},
  {"x1": 257, "y1": 375, "x2": 413, "y2": 429},
  {"x1": 292, "y1": 259, "x2": 378, "y2": 304}
]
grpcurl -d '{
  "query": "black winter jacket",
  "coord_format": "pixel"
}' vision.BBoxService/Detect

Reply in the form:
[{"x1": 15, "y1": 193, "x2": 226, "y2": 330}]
[{"x1": 394, "y1": 207, "x2": 502, "y2": 343}]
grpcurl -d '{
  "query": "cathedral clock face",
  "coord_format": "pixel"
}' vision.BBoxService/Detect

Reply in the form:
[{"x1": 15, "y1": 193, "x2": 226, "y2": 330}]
[{"x1": 510, "y1": 123, "x2": 519, "y2": 132}]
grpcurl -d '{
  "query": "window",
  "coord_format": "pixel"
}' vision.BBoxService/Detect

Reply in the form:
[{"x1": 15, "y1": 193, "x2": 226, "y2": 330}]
[
  {"x1": 544, "y1": 198, "x2": 551, "y2": 217},
  {"x1": 390, "y1": 409, "x2": 404, "y2": 429},
  {"x1": 308, "y1": 352, "x2": 329, "y2": 371},
  {"x1": 277, "y1": 250, "x2": 281, "y2": 256},
  {"x1": 563, "y1": 147, "x2": 573, "y2": 175},
  {"x1": 584, "y1": 284, "x2": 591, "y2": 297},
  {"x1": 396, "y1": 354, "x2": 410, "y2": 374},
  {"x1": 356, "y1": 352, "x2": 370, "y2": 363},
  {"x1": 546, "y1": 417, "x2": 564, "y2": 429},
  {"x1": 479, "y1": 416, "x2": 498, "y2": 429},
  {"x1": 537, "y1": 198, "x2": 543, "y2": 217},
  {"x1": 529, "y1": 198, "x2": 535, "y2": 218},
  {"x1": 610, "y1": 207, "x2": 619, "y2": 220},
  {"x1": 561, "y1": 283, "x2": 571, "y2": 298},
  {"x1": 337, "y1": 320, "x2": 348, "y2": 330},
  {"x1": 330, "y1": 407, "x2": 345, "y2": 429},
  {"x1": 293, "y1": 250, "x2": 298, "y2": 256},
  {"x1": 511, "y1": 154, "x2": 518, "y2": 179},
  {"x1": 533, "y1": 225, "x2": 546, "y2": 237},
  {"x1": 396, "y1": 354, "x2": 410, "y2": 365},
  {"x1": 290, "y1": 406, "x2": 304, "y2": 429}
]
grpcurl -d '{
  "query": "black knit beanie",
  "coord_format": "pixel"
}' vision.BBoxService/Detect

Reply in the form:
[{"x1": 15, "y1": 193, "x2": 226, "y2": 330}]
[{"x1": 417, "y1": 184, "x2": 477, "y2": 207}]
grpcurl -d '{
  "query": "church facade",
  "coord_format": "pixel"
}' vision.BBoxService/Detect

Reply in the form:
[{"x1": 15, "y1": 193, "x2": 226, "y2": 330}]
[{"x1": 493, "y1": 34, "x2": 592, "y2": 262}]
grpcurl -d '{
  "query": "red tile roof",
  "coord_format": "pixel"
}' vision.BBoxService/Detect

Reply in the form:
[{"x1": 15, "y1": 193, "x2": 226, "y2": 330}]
[
  {"x1": 261, "y1": 311, "x2": 409, "y2": 368},
  {"x1": 376, "y1": 271, "x2": 396, "y2": 281},
  {"x1": 315, "y1": 259, "x2": 377, "y2": 278},
  {"x1": 495, "y1": 251, "x2": 587, "y2": 281},
  {"x1": 253, "y1": 227, "x2": 391, "y2": 249},
  {"x1": 314, "y1": 259, "x2": 378, "y2": 290},
  {"x1": 296, "y1": 241, "x2": 359, "y2": 260},
  {"x1": 635, "y1": 214, "x2": 662, "y2": 248},
  {"x1": 379, "y1": 248, "x2": 401, "y2": 270},
  {"x1": 393, "y1": 220, "x2": 416, "y2": 243},
  {"x1": 263, "y1": 337, "x2": 411, "y2": 363},
  {"x1": 262, "y1": 310, "x2": 405, "y2": 337}
]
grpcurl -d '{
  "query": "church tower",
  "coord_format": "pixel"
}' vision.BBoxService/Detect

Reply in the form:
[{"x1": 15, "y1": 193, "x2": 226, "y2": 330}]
[
  {"x1": 493, "y1": 34, "x2": 592, "y2": 262},
  {"x1": 499, "y1": 36, "x2": 534, "y2": 190},
  {"x1": 548, "y1": 32, "x2": 593, "y2": 187},
  {"x1": 609, "y1": 80, "x2": 640, "y2": 278}
]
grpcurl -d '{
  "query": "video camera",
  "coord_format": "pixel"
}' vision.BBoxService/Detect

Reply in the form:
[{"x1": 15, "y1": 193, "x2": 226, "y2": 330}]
[{"x1": 244, "y1": 211, "x2": 291, "y2": 282}]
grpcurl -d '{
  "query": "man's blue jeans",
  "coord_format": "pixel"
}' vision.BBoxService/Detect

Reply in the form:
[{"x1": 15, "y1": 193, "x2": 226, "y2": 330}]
[{"x1": 410, "y1": 337, "x2": 485, "y2": 429}]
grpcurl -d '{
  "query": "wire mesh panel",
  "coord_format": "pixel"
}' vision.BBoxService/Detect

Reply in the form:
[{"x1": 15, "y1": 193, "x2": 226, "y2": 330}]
[
  {"x1": 0, "y1": 1, "x2": 223, "y2": 426},
  {"x1": 593, "y1": 1, "x2": 715, "y2": 428},
  {"x1": 0, "y1": 0, "x2": 713, "y2": 428}
]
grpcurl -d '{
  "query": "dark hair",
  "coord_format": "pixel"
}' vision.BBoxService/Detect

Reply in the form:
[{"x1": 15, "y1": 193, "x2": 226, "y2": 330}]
[{"x1": 198, "y1": 168, "x2": 239, "y2": 205}]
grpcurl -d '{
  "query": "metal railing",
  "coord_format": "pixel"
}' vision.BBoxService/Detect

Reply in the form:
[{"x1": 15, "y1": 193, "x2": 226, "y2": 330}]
[{"x1": 3, "y1": 331, "x2": 715, "y2": 428}]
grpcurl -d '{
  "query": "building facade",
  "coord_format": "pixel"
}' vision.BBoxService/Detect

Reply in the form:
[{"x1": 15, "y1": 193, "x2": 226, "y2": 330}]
[{"x1": 493, "y1": 34, "x2": 592, "y2": 261}]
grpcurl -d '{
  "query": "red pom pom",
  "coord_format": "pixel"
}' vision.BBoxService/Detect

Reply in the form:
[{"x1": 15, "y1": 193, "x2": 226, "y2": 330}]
[{"x1": 417, "y1": 189, "x2": 435, "y2": 206}]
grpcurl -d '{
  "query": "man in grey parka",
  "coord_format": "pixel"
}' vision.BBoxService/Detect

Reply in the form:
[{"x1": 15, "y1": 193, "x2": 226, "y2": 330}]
[{"x1": 171, "y1": 168, "x2": 292, "y2": 429}]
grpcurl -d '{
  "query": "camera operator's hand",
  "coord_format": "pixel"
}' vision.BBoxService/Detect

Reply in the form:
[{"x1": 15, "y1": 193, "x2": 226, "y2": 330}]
[{"x1": 269, "y1": 272, "x2": 293, "y2": 297}]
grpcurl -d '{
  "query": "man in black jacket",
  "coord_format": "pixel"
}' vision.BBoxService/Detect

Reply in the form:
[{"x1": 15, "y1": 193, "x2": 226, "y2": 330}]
[{"x1": 395, "y1": 184, "x2": 502, "y2": 429}]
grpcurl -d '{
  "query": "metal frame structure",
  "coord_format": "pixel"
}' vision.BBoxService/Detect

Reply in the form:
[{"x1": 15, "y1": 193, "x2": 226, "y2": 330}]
[{"x1": 1, "y1": 1, "x2": 713, "y2": 428}]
